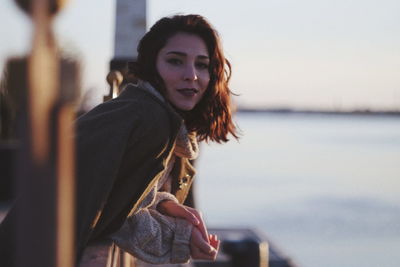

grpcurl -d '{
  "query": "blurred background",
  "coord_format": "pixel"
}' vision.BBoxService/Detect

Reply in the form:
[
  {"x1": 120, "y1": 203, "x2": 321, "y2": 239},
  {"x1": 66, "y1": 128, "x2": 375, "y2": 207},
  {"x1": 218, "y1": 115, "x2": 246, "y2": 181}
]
[{"x1": 1, "y1": 0, "x2": 400, "y2": 266}]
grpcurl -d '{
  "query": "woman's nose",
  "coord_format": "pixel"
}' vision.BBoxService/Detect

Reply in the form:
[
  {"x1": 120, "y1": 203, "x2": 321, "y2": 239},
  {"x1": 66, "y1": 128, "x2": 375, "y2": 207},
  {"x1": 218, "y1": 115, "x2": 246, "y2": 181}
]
[{"x1": 182, "y1": 64, "x2": 198, "y2": 81}]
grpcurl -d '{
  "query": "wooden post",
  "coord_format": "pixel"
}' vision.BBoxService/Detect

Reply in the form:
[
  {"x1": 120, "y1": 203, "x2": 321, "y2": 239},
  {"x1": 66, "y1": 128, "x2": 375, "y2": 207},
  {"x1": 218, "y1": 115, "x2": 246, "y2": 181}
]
[{"x1": 10, "y1": 0, "x2": 77, "y2": 266}]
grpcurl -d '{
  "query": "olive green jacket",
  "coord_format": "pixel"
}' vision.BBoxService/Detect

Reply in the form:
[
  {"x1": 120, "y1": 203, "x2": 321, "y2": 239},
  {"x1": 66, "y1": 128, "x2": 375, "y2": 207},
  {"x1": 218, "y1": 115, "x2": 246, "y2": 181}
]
[{"x1": 75, "y1": 83, "x2": 195, "y2": 259}]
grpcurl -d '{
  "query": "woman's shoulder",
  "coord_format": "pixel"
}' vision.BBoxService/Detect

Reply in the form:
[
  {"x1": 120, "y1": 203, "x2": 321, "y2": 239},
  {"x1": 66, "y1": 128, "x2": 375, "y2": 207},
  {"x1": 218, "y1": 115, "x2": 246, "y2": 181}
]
[
  {"x1": 117, "y1": 84, "x2": 182, "y2": 129},
  {"x1": 76, "y1": 84, "x2": 182, "y2": 140},
  {"x1": 119, "y1": 85, "x2": 166, "y2": 113}
]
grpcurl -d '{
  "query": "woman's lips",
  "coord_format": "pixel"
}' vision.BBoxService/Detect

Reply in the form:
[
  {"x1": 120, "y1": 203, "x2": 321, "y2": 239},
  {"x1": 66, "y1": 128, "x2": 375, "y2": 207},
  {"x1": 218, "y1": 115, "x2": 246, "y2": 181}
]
[{"x1": 177, "y1": 88, "x2": 199, "y2": 97}]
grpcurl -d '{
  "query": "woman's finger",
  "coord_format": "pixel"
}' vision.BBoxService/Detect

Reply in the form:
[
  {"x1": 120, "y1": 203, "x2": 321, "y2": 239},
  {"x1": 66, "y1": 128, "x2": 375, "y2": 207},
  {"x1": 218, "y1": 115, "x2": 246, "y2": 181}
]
[
  {"x1": 159, "y1": 201, "x2": 210, "y2": 243},
  {"x1": 173, "y1": 205, "x2": 200, "y2": 225},
  {"x1": 158, "y1": 201, "x2": 200, "y2": 225},
  {"x1": 191, "y1": 246, "x2": 217, "y2": 260},
  {"x1": 209, "y1": 234, "x2": 220, "y2": 251},
  {"x1": 187, "y1": 208, "x2": 209, "y2": 243},
  {"x1": 192, "y1": 227, "x2": 215, "y2": 254}
]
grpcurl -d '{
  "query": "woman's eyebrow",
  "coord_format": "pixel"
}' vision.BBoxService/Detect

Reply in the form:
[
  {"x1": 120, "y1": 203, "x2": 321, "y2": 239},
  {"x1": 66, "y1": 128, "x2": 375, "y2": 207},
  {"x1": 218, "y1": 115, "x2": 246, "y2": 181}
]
[
  {"x1": 198, "y1": 55, "x2": 210, "y2": 60},
  {"x1": 166, "y1": 51, "x2": 209, "y2": 59}
]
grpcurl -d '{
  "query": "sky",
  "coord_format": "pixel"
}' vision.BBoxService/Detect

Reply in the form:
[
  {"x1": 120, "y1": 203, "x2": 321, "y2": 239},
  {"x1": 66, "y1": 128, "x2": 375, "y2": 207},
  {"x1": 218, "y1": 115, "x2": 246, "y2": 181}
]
[{"x1": 1, "y1": 0, "x2": 400, "y2": 111}]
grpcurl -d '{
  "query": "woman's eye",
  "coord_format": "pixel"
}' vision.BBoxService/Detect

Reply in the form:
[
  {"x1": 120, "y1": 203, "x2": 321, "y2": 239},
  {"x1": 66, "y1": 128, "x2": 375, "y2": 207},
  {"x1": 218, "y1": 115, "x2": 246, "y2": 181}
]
[
  {"x1": 196, "y1": 62, "x2": 209, "y2": 70},
  {"x1": 167, "y1": 58, "x2": 182, "y2": 65}
]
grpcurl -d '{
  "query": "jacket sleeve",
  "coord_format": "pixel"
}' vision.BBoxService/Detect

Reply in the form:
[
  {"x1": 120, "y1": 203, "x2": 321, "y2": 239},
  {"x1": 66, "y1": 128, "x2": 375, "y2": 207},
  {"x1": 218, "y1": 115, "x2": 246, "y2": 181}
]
[{"x1": 110, "y1": 200, "x2": 193, "y2": 264}]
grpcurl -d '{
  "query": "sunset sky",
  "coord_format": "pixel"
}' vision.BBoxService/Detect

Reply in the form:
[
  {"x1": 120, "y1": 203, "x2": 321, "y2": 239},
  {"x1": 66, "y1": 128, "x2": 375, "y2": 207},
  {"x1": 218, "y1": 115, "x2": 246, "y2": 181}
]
[{"x1": 1, "y1": 0, "x2": 399, "y2": 110}]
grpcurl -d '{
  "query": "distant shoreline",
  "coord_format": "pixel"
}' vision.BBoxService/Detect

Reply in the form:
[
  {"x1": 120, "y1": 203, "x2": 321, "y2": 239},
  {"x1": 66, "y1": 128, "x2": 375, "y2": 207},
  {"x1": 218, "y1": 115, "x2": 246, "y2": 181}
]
[{"x1": 237, "y1": 107, "x2": 400, "y2": 116}]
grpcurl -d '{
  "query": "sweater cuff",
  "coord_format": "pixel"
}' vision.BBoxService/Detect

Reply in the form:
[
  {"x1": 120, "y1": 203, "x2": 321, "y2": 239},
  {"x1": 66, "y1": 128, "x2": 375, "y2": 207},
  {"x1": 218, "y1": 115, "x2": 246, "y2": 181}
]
[
  {"x1": 150, "y1": 191, "x2": 179, "y2": 210},
  {"x1": 171, "y1": 218, "x2": 193, "y2": 264}
]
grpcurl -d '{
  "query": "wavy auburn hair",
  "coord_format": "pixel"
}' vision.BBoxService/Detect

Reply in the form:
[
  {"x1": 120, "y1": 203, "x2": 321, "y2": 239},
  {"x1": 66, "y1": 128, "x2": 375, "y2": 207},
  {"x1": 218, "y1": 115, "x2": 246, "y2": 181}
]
[{"x1": 129, "y1": 14, "x2": 238, "y2": 143}]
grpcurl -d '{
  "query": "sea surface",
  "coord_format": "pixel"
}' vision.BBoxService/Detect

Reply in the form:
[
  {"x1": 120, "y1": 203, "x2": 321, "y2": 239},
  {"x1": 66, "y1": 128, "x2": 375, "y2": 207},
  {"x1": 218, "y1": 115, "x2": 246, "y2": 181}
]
[{"x1": 196, "y1": 112, "x2": 400, "y2": 267}]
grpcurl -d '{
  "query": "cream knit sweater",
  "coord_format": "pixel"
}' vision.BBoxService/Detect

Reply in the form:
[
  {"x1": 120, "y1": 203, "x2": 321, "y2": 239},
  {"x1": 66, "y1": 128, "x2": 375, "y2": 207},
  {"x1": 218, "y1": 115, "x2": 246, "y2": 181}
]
[{"x1": 109, "y1": 172, "x2": 193, "y2": 264}]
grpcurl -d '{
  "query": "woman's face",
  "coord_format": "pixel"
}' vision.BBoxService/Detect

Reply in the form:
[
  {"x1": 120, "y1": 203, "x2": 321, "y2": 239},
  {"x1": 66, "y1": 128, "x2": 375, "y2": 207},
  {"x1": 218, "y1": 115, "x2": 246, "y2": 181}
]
[{"x1": 156, "y1": 32, "x2": 210, "y2": 111}]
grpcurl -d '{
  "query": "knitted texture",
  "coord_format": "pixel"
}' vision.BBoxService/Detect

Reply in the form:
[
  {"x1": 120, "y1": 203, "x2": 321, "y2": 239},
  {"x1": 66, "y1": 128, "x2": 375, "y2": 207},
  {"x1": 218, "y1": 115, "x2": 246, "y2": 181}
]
[{"x1": 111, "y1": 206, "x2": 192, "y2": 264}]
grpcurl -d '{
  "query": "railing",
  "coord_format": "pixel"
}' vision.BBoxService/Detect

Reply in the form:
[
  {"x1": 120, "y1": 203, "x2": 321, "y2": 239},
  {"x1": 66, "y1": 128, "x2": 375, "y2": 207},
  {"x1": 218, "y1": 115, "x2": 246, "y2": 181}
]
[
  {"x1": 79, "y1": 240, "x2": 134, "y2": 267},
  {"x1": 78, "y1": 228, "x2": 297, "y2": 267}
]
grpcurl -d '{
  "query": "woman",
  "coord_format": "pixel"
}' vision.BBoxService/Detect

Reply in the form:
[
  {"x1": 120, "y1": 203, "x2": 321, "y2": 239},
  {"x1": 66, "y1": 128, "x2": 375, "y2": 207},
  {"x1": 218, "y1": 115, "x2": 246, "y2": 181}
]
[{"x1": 75, "y1": 14, "x2": 238, "y2": 264}]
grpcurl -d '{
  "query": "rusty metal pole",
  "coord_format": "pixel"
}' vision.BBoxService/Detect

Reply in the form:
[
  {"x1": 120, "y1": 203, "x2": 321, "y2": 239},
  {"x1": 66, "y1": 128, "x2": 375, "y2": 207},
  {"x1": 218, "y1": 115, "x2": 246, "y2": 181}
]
[{"x1": 104, "y1": 70, "x2": 123, "y2": 102}]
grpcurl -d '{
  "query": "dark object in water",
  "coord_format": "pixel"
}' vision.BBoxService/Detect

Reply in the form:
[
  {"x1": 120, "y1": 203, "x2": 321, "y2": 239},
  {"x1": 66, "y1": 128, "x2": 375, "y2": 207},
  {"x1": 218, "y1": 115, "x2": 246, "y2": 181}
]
[
  {"x1": 223, "y1": 238, "x2": 266, "y2": 267},
  {"x1": 193, "y1": 228, "x2": 297, "y2": 267}
]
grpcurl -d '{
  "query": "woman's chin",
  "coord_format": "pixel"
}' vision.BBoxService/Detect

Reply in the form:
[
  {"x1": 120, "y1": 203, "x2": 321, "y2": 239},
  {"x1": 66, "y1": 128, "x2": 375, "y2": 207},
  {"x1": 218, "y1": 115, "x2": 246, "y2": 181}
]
[{"x1": 171, "y1": 102, "x2": 197, "y2": 112}]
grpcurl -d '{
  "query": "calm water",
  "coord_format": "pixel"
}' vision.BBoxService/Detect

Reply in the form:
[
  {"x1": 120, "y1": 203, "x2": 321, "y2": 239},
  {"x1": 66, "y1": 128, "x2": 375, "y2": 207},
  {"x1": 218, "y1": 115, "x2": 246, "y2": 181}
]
[{"x1": 196, "y1": 112, "x2": 400, "y2": 267}]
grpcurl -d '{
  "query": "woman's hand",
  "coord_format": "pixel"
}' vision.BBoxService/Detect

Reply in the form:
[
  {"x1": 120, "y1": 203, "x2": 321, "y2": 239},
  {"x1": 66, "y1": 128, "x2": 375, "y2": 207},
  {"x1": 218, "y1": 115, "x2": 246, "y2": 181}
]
[
  {"x1": 158, "y1": 200, "x2": 220, "y2": 260},
  {"x1": 157, "y1": 200, "x2": 209, "y2": 242},
  {"x1": 190, "y1": 227, "x2": 219, "y2": 260},
  {"x1": 209, "y1": 234, "x2": 220, "y2": 252}
]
